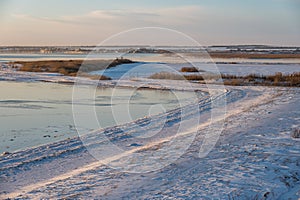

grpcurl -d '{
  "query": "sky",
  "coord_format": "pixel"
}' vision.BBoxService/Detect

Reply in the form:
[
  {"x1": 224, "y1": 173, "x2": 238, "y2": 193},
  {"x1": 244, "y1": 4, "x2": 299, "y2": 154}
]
[{"x1": 0, "y1": 0, "x2": 299, "y2": 46}]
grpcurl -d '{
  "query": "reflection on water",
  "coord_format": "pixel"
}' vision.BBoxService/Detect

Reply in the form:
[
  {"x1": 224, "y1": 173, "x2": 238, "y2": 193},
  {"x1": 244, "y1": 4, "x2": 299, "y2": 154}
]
[{"x1": 0, "y1": 81, "x2": 198, "y2": 152}]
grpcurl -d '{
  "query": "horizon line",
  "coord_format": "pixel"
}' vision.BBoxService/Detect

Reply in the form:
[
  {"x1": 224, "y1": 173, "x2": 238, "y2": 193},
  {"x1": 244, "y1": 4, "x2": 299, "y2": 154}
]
[{"x1": 0, "y1": 44, "x2": 300, "y2": 48}]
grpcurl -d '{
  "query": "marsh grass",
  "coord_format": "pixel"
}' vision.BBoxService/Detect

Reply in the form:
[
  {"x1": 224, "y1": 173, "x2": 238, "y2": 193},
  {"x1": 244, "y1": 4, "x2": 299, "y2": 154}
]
[
  {"x1": 149, "y1": 72, "x2": 300, "y2": 87},
  {"x1": 222, "y1": 72, "x2": 300, "y2": 86},
  {"x1": 14, "y1": 58, "x2": 134, "y2": 77},
  {"x1": 149, "y1": 72, "x2": 185, "y2": 80},
  {"x1": 180, "y1": 67, "x2": 205, "y2": 73}
]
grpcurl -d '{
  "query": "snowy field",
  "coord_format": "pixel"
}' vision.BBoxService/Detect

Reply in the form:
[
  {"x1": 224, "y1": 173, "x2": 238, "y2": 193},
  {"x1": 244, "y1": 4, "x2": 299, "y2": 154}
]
[
  {"x1": 0, "y1": 76, "x2": 300, "y2": 198},
  {"x1": 0, "y1": 58, "x2": 300, "y2": 199}
]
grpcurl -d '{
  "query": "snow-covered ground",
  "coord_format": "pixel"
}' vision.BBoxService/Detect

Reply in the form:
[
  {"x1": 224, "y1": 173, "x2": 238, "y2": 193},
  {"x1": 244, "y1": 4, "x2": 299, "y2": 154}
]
[
  {"x1": 0, "y1": 60, "x2": 300, "y2": 199},
  {"x1": 0, "y1": 75, "x2": 299, "y2": 199}
]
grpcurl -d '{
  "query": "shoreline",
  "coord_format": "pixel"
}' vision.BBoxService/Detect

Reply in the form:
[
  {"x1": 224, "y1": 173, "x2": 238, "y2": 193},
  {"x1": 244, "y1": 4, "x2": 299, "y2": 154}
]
[
  {"x1": 2, "y1": 85, "x2": 299, "y2": 198},
  {"x1": 0, "y1": 57, "x2": 300, "y2": 198}
]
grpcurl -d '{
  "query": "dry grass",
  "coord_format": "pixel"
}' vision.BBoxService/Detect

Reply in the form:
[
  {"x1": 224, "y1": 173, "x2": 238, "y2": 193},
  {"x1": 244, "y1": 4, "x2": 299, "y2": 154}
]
[
  {"x1": 223, "y1": 79, "x2": 243, "y2": 86},
  {"x1": 149, "y1": 72, "x2": 185, "y2": 80},
  {"x1": 149, "y1": 72, "x2": 218, "y2": 81},
  {"x1": 180, "y1": 67, "x2": 205, "y2": 73},
  {"x1": 149, "y1": 71, "x2": 300, "y2": 87},
  {"x1": 14, "y1": 58, "x2": 134, "y2": 77},
  {"x1": 209, "y1": 52, "x2": 300, "y2": 59},
  {"x1": 222, "y1": 72, "x2": 300, "y2": 86}
]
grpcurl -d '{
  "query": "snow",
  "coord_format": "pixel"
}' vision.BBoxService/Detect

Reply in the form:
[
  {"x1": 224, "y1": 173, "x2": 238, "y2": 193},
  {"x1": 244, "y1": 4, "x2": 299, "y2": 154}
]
[
  {"x1": 0, "y1": 60, "x2": 300, "y2": 198},
  {"x1": 0, "y1": 76, "x2": 299, "y2": 199}
]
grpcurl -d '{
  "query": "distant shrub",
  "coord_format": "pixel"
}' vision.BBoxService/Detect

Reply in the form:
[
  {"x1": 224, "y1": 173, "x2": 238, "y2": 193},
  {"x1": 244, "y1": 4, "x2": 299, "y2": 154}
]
[
  {"x1": 245, "y1": 73, "x2": 263, "y2": 81},
  {"x1": 107, "y1": 58, "x2": 135, "y2": 68},
  {"x1": 291, "y1": 128, "x2": 300, "y2": 138},
  {"x1": 224, "y1": 79, "x2": 243, "y2": 86},
  {"x1": 58, "y1": 68, "x2": 68, "y2": 75},
  {"x1": 221, "y1": 74, "x2": 238, "y2": 79},
  {"x1": 180, "y1": 67, "x2": 205, "y2": 73}
]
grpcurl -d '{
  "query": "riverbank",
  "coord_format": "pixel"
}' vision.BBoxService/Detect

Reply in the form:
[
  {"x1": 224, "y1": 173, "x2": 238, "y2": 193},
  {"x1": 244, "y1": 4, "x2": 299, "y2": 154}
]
[{"x1": 1, "y1": 84, "x2": 299, "y2": 199}]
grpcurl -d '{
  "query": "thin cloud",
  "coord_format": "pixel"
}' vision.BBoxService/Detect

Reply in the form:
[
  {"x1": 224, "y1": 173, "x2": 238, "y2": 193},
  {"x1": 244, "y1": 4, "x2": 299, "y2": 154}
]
[
  {"x1": 6, "y1": 4, "x2": 299, "y2": 46},
  {"x1": 11, "y1": 6, "x2": 204, "y2": 26},
  {"x1": 88, "y1": 10, "x2": 160, "y2": 18},
  {"x1": 12, "y1": 13, "x2": 91, "y2": 25}
]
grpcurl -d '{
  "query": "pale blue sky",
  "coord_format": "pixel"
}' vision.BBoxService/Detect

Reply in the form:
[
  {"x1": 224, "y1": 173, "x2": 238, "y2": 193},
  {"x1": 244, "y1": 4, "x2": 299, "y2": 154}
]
[{"x1": 0, "y1": 0, "x2": 299, "y2": 46}]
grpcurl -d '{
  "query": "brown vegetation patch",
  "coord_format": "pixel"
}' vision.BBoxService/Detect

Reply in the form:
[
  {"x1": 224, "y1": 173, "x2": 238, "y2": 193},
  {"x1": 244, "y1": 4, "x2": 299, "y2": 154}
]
[
  {"x1": 149, "y1": 71, "x2": 300, "y2": 87},
  {"x1": 149, "y1": 72, "x2": 185, "y2": 80},
  {"x1": 291, "y1": 128, "x2": 300, "y2": 138},
  {"x1": 209, "y1": 52, "x2": 300, "y2": 59},
  {"x1": 222, "y1": 72, "x2": 300, "y2": 86},
  {"x1": 13, "y1": 58, "x2": 135, "y2": 77},
  {"x1": 180, "y1": 67, "x2": 205, "y2": 73},
  {"x1": 149, "y1": 72, "x2": 217, "y2": 81}
]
